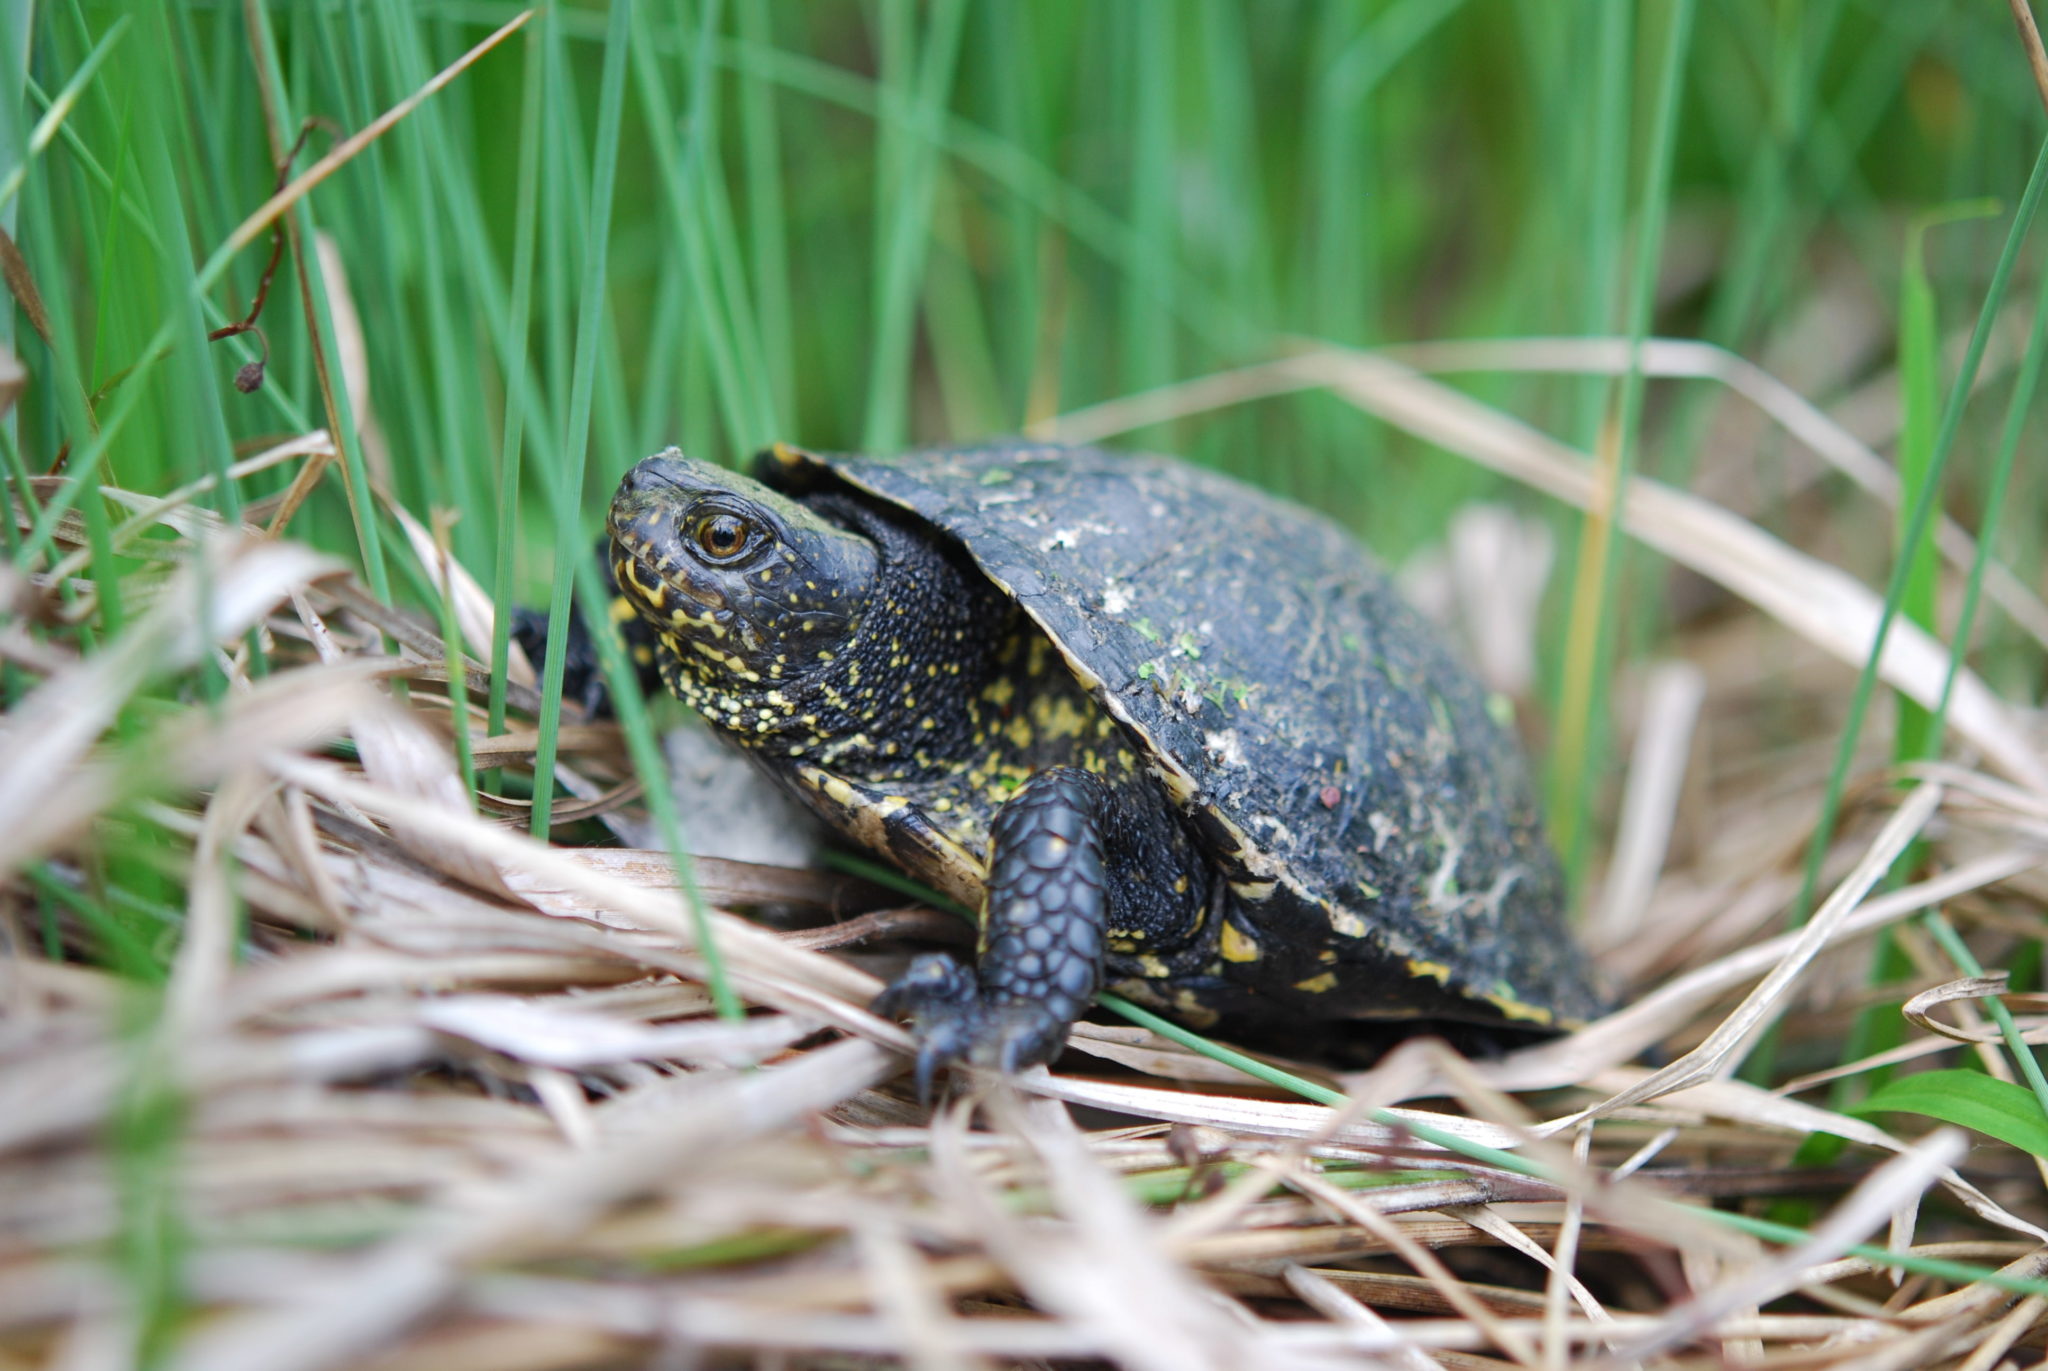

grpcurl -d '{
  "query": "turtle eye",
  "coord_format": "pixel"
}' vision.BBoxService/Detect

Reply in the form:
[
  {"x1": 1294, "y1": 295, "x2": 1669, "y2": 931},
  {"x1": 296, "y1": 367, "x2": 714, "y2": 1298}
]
[{"x1": 694, "y1": 512, "x2": 752, "y2": 562}]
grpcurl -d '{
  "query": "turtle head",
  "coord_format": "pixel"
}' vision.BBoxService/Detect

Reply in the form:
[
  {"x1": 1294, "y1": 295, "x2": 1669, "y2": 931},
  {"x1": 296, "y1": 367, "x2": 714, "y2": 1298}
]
[{"x1": 607, "y1": 450, "x2": 880, "y2": 689}]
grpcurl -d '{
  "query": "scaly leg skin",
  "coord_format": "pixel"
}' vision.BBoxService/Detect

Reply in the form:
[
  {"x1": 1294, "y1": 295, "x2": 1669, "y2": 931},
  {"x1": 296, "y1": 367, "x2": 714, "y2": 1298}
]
[{"x1": 873, "y1": 766, "x2": 1108, "y2": 1099}]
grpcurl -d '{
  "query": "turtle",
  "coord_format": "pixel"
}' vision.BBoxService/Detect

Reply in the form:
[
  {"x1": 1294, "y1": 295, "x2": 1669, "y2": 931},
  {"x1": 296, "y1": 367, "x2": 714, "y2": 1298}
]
[{"x1": 603, "y1": 441, "x2": 1602, "y2": 1092}]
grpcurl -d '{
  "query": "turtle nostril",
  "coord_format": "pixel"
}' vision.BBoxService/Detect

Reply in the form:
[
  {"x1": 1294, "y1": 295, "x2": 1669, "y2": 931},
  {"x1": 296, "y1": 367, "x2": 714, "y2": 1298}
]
[{"x1": 619, "y1": 461, "x2": 663, "y2": 497}]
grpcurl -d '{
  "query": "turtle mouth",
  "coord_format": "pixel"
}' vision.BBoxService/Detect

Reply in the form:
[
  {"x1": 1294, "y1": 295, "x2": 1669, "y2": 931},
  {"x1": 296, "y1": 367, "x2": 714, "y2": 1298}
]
[{"x1": 610, "y1": 537, "x2": 731, "y2": 625}]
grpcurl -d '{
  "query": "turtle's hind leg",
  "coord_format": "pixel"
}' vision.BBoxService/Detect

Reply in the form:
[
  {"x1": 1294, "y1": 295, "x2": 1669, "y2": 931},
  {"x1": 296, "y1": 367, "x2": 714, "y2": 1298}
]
[{"x1": 873, "y1": 767, "x2": 1108, "y2": 1095}]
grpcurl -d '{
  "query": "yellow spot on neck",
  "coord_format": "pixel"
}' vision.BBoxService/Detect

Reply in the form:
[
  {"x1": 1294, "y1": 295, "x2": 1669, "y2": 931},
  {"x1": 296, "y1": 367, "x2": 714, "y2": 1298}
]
[{"x1": 1219, "y1": 922, "x2": 1260, "y2": 963}]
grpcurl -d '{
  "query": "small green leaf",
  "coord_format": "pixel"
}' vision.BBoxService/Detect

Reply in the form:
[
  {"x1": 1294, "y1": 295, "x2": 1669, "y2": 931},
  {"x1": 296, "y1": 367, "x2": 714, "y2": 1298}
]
[{"x1": 1851, "y1": 1069, "x2": 2048, "y2": 1157}]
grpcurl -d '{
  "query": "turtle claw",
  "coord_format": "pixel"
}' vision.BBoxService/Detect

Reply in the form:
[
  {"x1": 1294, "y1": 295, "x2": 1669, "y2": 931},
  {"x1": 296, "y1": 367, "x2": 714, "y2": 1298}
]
[
  {"x1": 990, "y1": 1003, "x2": 1066, "y2": 1075},
  {"x1": 873, "y1": 956, "x2": 1074, "y2": 1100},
  {"x1": 873, "y1": 954, "x2": 987, "y2": 1104}
]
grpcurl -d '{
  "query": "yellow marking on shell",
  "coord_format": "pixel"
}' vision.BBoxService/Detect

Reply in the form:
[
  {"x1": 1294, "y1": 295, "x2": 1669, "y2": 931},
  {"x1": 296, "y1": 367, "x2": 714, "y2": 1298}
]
[
  {"x1": 820, "y1": 775, "x2": 857, "y2": 808},
  {"x1": 1136, "y1": 955, "x2": 1171, "y2": 978},
  {"x1": 1328, "y1": 907, "x2": 1370, "y2": 939},
  {"x1": 1406, "y1": 958, "x2": 1454, "y2": 985},
  {"x1": 982, "y1": 676, "x2": 1016, "y2": 707},
  {"x1": 1230, "y1": 879, "x2": 1277, "y2": 902},
  {"x1": 1169, "y1": 988, "x2": 1220, "y2": 1028},
  {"x1": 1219, "y1": 922, "x2": 1260, "y2": 963},
  {"x1": 1318, "y1": 948, "x2": 1337, "y2": 963},
  {"x1": 631, "y1": 645, "x2": 654, "y2": 666},
  {"x1": 1483, "y1": 992, "x2": 1554, "y2": 1026},
  {"x1": 1153, "y1": 766, "x2": 1199, "y2": 806},
  {"x1": 1207, "y1": 810, "x2": 1260, "y2": 863},
  {"x1": 608, "y1": 596, "x2": 638, "y2": 624},
  {"x1": 1293, "y1": 972, "x2": 1339, "y2": 994}
]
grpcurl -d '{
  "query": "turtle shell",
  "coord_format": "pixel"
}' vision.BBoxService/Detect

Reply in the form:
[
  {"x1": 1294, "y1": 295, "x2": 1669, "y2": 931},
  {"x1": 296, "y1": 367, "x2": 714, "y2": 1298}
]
[{"x1": 762, "y1": 441, "x2": 1601, "y2": 1029}]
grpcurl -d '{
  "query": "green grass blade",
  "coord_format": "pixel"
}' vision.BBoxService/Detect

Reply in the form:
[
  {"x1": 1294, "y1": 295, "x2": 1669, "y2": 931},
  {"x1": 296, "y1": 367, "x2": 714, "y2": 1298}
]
[
  {"x1": 1931, "y1": 217, "x2": 2048, "y2": 729},
  {"x1": 570, "y1": 554, "x2": 738, "y2": 1021},
  {"x1": 1743, "y1": 136, "x2": 2048, "y2": 1088},
  {"x1": 1852, "y1": 1069, "x2": 2048, "y2": 1157},
  {"x1": 0, "y1": 11, "x2": 125, "y2": 216},
  {"x1": 1118, "y1": 2, "x2": 1176, "y2": 448},
  {"x1": 630, "y1": 0, "x2": 764, "y2": 457},
  {"x1": 736, "y1": 2, "x2": 793, "y2": 427},
  {"x1": 1917, "y1": 912, "x2": 2048, "y2": 1127},
  {"x1": 1548, "y1": 0, "x2": 1696, "y2": 879},
  {"x1": 861, "y1": 0, "x2": 966, "y2": 453},
  {"x1": 1787, "y1": 140, "x2": 2048, "y2": 910},
  {"x1": 1894, "y1": 199, "x2": 1999, "y2": 765},
  {"x1": 487, "y1": 22, "x2": 546, "y2": 752},
  {"x1": 529, "y1": 0, "x2": 635, "y2": 839}
]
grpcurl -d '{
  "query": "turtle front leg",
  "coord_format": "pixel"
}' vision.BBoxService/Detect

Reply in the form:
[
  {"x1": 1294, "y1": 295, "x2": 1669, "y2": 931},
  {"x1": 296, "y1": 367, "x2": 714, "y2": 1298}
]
[{"x1": 874, "y1": 766, "x2": 1108, "y2": 1097}]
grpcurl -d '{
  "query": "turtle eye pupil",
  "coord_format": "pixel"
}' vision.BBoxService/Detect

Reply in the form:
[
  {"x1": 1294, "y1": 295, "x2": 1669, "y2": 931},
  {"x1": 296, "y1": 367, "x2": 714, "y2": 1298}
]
[{"x1": 697, "y1": 513, "x2": 749, "y2": 561}]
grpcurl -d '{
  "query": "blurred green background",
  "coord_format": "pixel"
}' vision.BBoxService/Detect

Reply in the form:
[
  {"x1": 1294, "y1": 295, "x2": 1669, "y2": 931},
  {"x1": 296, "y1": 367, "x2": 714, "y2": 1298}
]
[{"x1": 12, "y1": 0, "x2": 2048, "y2": 865}]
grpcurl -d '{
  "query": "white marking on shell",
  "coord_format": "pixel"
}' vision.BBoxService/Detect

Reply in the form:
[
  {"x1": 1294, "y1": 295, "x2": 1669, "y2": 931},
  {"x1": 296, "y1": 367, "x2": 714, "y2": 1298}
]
[
  {"x1": 1253, "y1": 812, "x2": 1297, "y2": 848},
  {"x1": 1203, "y1": 729, "x2": 1247, "y2": 768},
  {"x1": 1425, "y1": 811, "x2": 1467, "y2": 914}
]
